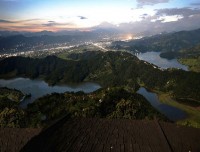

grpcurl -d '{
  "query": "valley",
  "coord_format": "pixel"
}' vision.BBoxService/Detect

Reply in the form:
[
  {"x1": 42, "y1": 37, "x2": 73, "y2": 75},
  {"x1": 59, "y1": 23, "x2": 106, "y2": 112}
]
[
  {"x1": 1, "y1": 0, "x2": 200, "y2": 151},
  {"x1": 0, "y1": 49, "x2": 200, "y2": 128}
]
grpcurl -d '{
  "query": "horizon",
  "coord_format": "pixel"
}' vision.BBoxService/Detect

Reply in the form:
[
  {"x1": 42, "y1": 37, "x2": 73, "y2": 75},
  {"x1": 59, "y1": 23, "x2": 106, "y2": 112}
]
[{"x1": 0, "y1": 0, "x2": 200, "y2": 34}]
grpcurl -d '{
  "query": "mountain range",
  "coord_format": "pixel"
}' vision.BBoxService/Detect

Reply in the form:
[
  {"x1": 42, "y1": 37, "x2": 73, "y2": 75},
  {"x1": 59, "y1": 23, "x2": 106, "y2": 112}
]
[{"x1": 112, "y1": 28, "x2": 200, "y2": 53}]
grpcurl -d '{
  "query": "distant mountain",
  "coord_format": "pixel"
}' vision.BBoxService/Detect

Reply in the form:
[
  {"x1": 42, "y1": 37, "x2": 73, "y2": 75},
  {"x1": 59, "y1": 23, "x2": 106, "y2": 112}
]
[
  {"x1": 0, "y1": 28, "x2": 122, "y2": 53},
  {"x1": 0, "y1": 35, "x2": 75, "y2": 53},
  {"x1": 0, "y1": 33, "x2": 101, "y2": 54},
  {"x1": 0, "y1": 28, "x2": 121, "y2": 37},
  {"x1": 25, "y1": 30, "x2": 55, "y2": 37},
  {"x1": 2, "y1": 28, "x2": 200, "y2": 55},
  {"x1": 112, "y1": 28, "x2": 200, "y2": 53},
  {"x1": 0, "y1": 31, "x2": 26, "y2": 37}
]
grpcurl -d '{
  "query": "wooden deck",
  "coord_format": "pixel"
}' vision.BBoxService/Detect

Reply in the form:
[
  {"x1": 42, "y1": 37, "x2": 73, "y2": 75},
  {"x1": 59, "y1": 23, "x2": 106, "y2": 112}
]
[
  {"x1": 19, "y1": 118, "x2": 200, "y2": 152},
  {"x1": 0, "y1": 128, "x2": 41, "y2": 152}
]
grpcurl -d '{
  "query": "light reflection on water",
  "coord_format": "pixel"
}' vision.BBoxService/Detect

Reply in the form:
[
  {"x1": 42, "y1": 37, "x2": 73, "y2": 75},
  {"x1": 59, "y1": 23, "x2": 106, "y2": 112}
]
[
  {"x1": 136, "y1": 51, "x2": 188, "y2": 71},
  {"x1": 0, "y1": 78, "x2": 101, "y2": 107},
  {"x1": 137, "y1": 87, "x2": 187, "y2": 121}
]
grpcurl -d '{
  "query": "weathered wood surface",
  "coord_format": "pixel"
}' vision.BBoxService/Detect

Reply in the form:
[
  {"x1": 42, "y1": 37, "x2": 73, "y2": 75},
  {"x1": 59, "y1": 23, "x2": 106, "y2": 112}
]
[
  {"x1": 19, "y1": 118, "x2": 200, "y2": 152},
  {"x1": 0, "y1": 128, "x2": 41, "y2": 152}
]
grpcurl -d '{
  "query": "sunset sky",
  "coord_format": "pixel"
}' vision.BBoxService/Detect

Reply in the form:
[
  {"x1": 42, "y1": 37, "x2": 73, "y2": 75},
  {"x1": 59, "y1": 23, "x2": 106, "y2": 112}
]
[{"x1": 0, "y1": 0, "x2": 200, "y2": 32}]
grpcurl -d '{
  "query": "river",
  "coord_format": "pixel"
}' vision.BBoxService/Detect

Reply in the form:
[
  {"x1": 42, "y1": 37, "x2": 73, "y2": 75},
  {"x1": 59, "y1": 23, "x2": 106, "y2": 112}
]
[
  {"x1": 137, "y1": 87, "x2": 187, "y2": 121},
  {"x1": 135, "y1": 51, "x2": 188, "y2": 71},
  {"x1": 0, "y1": 78, "x2": 101, "y2": 108}
]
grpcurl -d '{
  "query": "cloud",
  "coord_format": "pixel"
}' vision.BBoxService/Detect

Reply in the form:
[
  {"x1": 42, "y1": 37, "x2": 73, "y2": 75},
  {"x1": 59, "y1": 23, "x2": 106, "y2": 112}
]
[
  {"x1": 112, "y1": 7, "x2": 200, "y2": 36},
  {"x1": 0, "y1": 19, "x2": 13, "y2": 23},
  {"x1": 77, "y1": 16, "x2": 88, "y2": 20},
  {"x1": 140, "y1": 13, "x2": 149, "y2": 19},
  {"x1": 155, "y1": 8, "x2": 200, "y2": 17},
  {"x1": 42, "y1": 21, "x2": 74, "y2": 27},
  {"x1": 190, "y1": 2, "x2": 200, "y2": 6},
  {"x1": 151, "y1": 15, "x2": 184, "y2": 23},
  {"x1": 42, "y1": 23, "x2": 57, "y2": 27},
  {"x1": 0, "y1": 18, "x2": 43, "y2": 24},
  {"x1": 48, "y1": 21, "x2": 55, "y2": 23},
  {"x1": 1, "y1": 7, "x2": 200, "y2": 35},
  {"x1": 42, "y1": 22, "x2": 61, "y2": 27},
  {"x1": 137, "y1": 0, "x2": 169, "y2": 7}
]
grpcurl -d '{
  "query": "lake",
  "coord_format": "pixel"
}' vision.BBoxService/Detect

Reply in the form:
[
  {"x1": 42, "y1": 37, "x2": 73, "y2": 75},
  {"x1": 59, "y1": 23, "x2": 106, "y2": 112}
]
[
  {"x1": 137, "y1": 87, "x2": 187, "y2": 121},
  {"x1": 0, "y1": 78, "x2": 101, "y2": 108},
  {"x1": 136, "y1": 51, "x2": 188, "y2": 71}
]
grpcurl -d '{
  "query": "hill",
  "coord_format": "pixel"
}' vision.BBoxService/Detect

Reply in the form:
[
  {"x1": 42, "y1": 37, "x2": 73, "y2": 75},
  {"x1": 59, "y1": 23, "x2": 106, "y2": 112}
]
[
  {"x1": 0, "y1": 51, "x2": 199, "y2": 102},
  {"x1": 0, "y1": 88, "x2": 27, "y2": 127},
  {"x1": 0, "y1": 87, "x2": 168, "y2": 128},
  {"x1": 159, "y1": 44, "x2": 200, "y2": 72},
  {"x1": 112, "y1": 28, "x2": 200, "y2": 53},
  {"x1": 25, "y1": 87, "x2": 167, "y2": 127},
  {"x1": 0, "y1": 51, "x2": 200, "y2": 127}
]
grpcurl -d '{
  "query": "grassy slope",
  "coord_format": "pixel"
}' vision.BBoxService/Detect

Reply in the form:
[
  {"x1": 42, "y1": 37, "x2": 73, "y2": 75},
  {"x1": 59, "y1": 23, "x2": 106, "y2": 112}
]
[
  {"x1": 178, "y1": 44, "x2": 200, "y2": 72},
  {"x1": 179, "y1": 57, "x2": 200, "y2": 72},
  {"x1": 0, "y1": 87, "x2": 24, "y2": 102},
  {"x1": 160, "y1": 44, "x2": 200, "y2": 121},
  {"x1": 158, "y1": 93, "x2": 200, "y2": 128}
]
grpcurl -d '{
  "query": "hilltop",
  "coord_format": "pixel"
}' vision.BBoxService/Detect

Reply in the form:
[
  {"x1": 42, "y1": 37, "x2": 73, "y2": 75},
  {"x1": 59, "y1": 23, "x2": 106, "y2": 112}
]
[
  {"x1": 0, "y1": 51, "x2": 200, "y2": 127},
  {"x1": 112, "y1": 28, "x2": 200, "y2": 53},
  {"x1": 0, "y1": 51, "x2": 199, "y2": 102}
]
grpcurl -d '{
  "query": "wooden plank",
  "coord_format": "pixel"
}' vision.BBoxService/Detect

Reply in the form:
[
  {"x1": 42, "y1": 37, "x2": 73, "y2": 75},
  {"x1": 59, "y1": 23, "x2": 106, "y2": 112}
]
[{"x1": 2, "y1": 118, "x2": 200, "y2": 152}]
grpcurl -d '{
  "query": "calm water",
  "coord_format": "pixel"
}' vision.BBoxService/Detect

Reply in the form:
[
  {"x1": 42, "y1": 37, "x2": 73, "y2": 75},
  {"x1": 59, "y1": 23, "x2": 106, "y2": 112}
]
[
  {"x1": 0, "y1": 78, "x2": 101, "y2": 107},
  {"x1": 136, "y1": 51, "x2": 188, "y2": 71},
  {"x1": 137, "y1": 87, "x2": 187, "y2": 121}
]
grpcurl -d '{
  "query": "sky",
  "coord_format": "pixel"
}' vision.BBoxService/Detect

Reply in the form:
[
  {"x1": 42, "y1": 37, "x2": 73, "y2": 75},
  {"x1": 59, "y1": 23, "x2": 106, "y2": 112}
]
[{"x1": 0, "y1": 0, "x2": 200, "y2": 34}]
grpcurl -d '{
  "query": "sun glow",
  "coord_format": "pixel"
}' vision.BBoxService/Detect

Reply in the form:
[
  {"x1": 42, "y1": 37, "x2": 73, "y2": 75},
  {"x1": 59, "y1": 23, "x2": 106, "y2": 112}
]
[
  {"x1": 0, "y1": 0, "x2": 194, "y2": 32},
  {"x1": 127, "y1": 35, "x2": 133, "y2": 40},
  {"x1": 118, "y1": 34, "x2": 135, "y2": 41}
]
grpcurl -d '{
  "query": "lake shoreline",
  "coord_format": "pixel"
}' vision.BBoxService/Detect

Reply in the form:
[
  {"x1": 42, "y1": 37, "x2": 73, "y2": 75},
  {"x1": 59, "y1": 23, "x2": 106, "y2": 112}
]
[
  {"x1": 158, "y1": 93, "x2": 200, "y2": 128},
  {"x1": 143, "y1": 85, "x2": 200, "y2": 128},
  {"x1": 0, "y1": 77, "x2": 101, "y2": 108},
  {"x1": 137, "y1": 87, "x2": 187, "y2": 122},
  {"x1": 135, "y1": 51, "x2": 189, "y2": 71}
]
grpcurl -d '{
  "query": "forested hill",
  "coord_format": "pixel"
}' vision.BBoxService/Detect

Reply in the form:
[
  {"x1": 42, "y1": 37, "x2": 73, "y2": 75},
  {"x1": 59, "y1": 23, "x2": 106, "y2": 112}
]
[
  {"x1": 0, "y1": 51, "x2": 200, "y2": 101},
  {"x1": 112, "y1": 28, "x2": 200, "y2": 53}
]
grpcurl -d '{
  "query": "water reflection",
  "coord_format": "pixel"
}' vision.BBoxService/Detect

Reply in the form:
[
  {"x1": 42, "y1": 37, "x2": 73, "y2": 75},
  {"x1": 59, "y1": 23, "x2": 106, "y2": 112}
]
[
  {"x1": 0, "y1": 78, "x2": 101, "y2": 107},
  {"x1": 137, "y1": 87, "x2": 187, "y2": 121},
  {"x1": 136, "y1": 51, "x2": 188, "y2": 71}
]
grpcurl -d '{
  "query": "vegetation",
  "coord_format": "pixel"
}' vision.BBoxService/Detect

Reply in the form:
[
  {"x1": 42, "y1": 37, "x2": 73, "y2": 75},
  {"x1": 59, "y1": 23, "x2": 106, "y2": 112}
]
[
  {"x1": 0, "y1": 87, "x2": 168, "y2": 127},
  {"x1": 0, "y1": 51, "x2": 199, "y2": 102},
  {"x1": 0, "y1": 107, "x2": 27, "y2": 127},
  {"x1": 111, "y1": 28, "x2": 200, "y2": 73},
  {"x1": 0, "y1": 51, "x2": 200, "y2": 128},
  {"x1": 26, "y1": 87, "x2": 167, "y2": 126},
  {"x1": 179, "y1": 57, "x2": 200, "y2": 72},
  {"x1": 178, "y1": 44, "x2": 200, "y2": 72},
  {"x1": 0, "y1": 87, "x2": 24, "y2": 103},
  {"x1": 0, "y1": 88, "x2": 27, "y2": 127},
  {"x1": 160, "y1": 51, "x2": 180, "y2": 60},
  {"x1": 112, "y1": 29, "x2": 200, "y2": 53},
  {"x1": 158, "y1": 93, "x2": 200, "y2": 128},
  {"x1": 158, "y1": 44, "x2": 200, "y2": 72}
]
